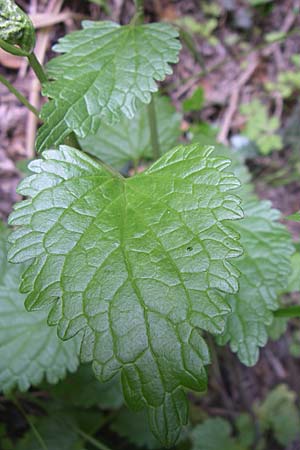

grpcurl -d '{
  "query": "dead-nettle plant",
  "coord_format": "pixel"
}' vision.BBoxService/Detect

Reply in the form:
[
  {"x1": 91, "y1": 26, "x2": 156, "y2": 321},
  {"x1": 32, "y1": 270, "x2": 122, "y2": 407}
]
[{"x1": 0, "y1": 1, "x2": 299, "y2": 447}]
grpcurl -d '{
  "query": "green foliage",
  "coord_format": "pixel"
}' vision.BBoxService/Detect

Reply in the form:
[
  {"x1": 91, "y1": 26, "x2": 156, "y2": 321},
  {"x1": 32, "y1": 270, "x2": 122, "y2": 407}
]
[
  {"x1": 79, "y1": 95, "x2": 182, "y2": 169},
  {"x1": 15, "y1": 415, "x2": 84, "y2": 450},
  {"x1": 175, "y1": 16, "x2": 218, "y2": 45},
  {"x1": 37, "y1": 21, "x2": 181, "y2": 152},
  {"x1": 0, "y1": 223, "x2": 80, "y2": 393},
  {"x1": 289, "y1": 330, "x2": 300, "y2": 357},
  {"x1": 267, "y1": 317, "x2": 287, "y2": 341},
  {"x1": 218, "y1": 199, "x2": 293, "y2": 365},
  {"x1": 111, "y1": 409, "x2": 161, "y2": 449},
  {"x1": 0, "y1": 0, "x2": 35, "y2": 55},
  {"x1": 240, "y1": 100, "x2": 282, "y2": 155},
  {"x1": 247, "y1": 0, "x2": 273, "y2": 5},
  {"x1": 189, "y1": 134, "x2": 293, "y2": 364},
  {"x1": 191, "y1": 417, "x2": 245, "y2": 450},
  {"x1": 286, "y1": 211, "x2": 300, "y2": 221},
  {"x1": 50, "y1": 365, "x2": 123, "y2": 409},
  {"x1": 191, "y1": 394, "x2": 300, "y2": 450},
  {"x1": 264, "y1": 31, "x2": 287, "y2": 43},
  {"x1": 183, "y1": 87, "x2": 204, "y2": 113},
  {"x1": 0, "y1": 424, "x2": 14, "y2": 450},
  {"x1": 202, "y1": 2, "x2": 222, "y2": 17},
  {"x1": 8, "y1": 143, "x2": 243, "y2": 446},
  {"x1": 287, "y1": 251, "x2": 300, "y2": 292},
  {"x1": 265, "y1": 56, "x2": 300, "y2": 98},
  {"x1": 235, "y1": 414, "x2": 255, "y2": 448},
  {"x1": 189, "y1": 122, "x2": 219, "y2": 139},
  {"x1": 256, "y1": 384, "x2": 300, "y2": 446}
]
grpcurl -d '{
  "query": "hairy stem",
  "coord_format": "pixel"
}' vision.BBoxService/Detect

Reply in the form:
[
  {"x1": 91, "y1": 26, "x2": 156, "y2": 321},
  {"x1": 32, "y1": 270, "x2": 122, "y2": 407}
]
[
  {"x1": 147, "y1": 96, "x2": 161, "y2": 160},
  {"x1": 274, "y1": 305, "x2": 300, "y2": 318},
  {"x1": 0, "y1": 74, "x2": 39, "y2": 116},
  {"x1": 12, "y1": 396, "x2": 48, "y2": 450},
  {"x1": 27, "y1": 52, "x2": 48, "y2": 84}
]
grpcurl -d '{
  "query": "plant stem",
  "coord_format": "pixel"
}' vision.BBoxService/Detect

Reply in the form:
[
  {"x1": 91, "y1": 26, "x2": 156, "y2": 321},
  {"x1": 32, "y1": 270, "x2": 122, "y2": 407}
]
[
  {"x1": 274, "y1": 305, "x2": 300, "y2": 318},
  {"x1": 131, "y1": 0, "x2": 144, "y2": 24},
  {"x1": 12, "y1": 396, "x2": 48, "y2": 450},
  {"x1": 0, "y1": 39, "x2": 29, "y2": 56},
  {"x1": 27, "y1": 52, "x2": 48, "y2": 84},
  {"x1": 147, "y1": 96, "x2": 160, "y2": 160},
  {"x1": 0, "y1": 74, "x2": 40, "y2": 116},
  {"x1": 74, "y1": 426, "x2": 112, "y2": 450}
]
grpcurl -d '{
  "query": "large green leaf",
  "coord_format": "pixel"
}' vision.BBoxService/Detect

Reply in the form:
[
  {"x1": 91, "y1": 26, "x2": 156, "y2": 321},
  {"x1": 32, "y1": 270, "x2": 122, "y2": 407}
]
[
  {"x1": 8, "y1": 144, "x2": 243, "y2": 446},
  {"x1": 79, "y1": 95, "x2": 182, "y2": 169},
  {"x1": 218, "y1": 199, "x2": 293, "y2": 365},
  {"x1": 37, "y1": 21, "x2": 181, "y2": 152},
  {"x1": 0, "y1": 223, "x2": 80, "y2": 393}
]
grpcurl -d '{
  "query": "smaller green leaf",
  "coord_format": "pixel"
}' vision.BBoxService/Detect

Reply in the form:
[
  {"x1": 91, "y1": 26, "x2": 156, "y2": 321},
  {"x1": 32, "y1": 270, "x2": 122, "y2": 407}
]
[
  {"x1": 183, "y1": 87, "x2": 204, "y2": 112},
  {"x1": 79, "y1": 95, "x2": 182, "y2": 169},
  {"x1": 190, "y1": 135, "x2": 291, "y2": 359},
  {"x1": 256, "y1": 384, "x2": 300, "y2": 446},
  {"x1": 37, "y1": 21, "x2": 181, "y2": 152},
  {"x1": 218, "y1": 199, "x2": 294, "y2": 366},
  {"x1": 0, "y1": 0, "x2": 35, "y2": 55}
]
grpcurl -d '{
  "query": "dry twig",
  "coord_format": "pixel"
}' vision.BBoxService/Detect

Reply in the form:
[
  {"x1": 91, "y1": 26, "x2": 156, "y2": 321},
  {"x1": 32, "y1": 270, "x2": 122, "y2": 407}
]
[
  {"x1": 218, "y1": 53, "x2": 258, "y2": 144},
  {"x1": 25, "y1": 0, "x2": 64, "y2": 158}
]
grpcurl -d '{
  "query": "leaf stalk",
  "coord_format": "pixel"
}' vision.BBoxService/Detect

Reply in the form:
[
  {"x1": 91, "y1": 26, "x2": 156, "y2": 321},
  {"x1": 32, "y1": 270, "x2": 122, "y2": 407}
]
[
  {"x1": 0, "y1": 74, "x2": 39, "y2": 116},
  {"x1": 147, "y1": 95, "x2": 161, "y2": 160},
  {"x1": 274, "y1": 305, "x2": 300, "y2": 318},
  {"x1": 27, "y1": 52, "x2": 48, "y2": 85}
]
